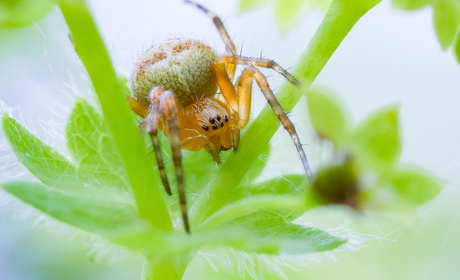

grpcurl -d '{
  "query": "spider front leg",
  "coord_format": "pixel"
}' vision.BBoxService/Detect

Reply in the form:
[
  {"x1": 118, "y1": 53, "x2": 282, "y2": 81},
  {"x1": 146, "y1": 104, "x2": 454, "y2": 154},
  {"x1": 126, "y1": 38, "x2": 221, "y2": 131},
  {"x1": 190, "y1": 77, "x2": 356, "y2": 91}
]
[
  {"x1": 214, "y1": 60, "x2": 313, "y2": 181},
  {"x1": 143, "y1": 87, "x2": 190, "y2": 233}
]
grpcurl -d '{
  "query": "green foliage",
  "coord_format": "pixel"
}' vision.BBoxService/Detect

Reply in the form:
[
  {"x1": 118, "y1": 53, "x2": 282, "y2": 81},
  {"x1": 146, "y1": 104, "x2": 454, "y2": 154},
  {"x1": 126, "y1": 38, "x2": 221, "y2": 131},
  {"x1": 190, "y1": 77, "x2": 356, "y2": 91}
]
[
  {"x1": 239, "y1": 0, "x2": 332, "y2": 34},
  {"x1": 352, "y1": 105, "x2": 401, "y2": 171},
  {"x1": 0, "y1": 0, "x2": 446, "y2": 278},
  {"x1": 0, "y1": 0, "x2": 56, "y2": 28},
  {"x1": 392, "y1": 0, "x2": 460, "y2": 52},
  {"x1": 238, "y1": 0, "x2": 270, "y2": 12},
  {"x1": 1, "y1": 98, "x2": 345, "y2": 277},
  {"x1": 305, "y1": 89, "x2": 353, "y2": 146},
  {"x1": 305, "y1": 89, "x2": 442, "y2": 210},
  {"x1": 389, "y1": 166, "x2": 443, "y2": 205},
  {"x1": 66, "y1": 98, "x2": 130, "y2": 192}
]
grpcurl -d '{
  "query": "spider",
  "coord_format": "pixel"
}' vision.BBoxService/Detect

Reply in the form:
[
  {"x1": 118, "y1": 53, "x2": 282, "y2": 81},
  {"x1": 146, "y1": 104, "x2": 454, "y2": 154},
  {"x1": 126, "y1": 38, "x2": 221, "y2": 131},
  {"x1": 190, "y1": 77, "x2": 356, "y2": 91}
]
[{"x1": 127, "y1": 0, "x2": 312, "y2": 234}]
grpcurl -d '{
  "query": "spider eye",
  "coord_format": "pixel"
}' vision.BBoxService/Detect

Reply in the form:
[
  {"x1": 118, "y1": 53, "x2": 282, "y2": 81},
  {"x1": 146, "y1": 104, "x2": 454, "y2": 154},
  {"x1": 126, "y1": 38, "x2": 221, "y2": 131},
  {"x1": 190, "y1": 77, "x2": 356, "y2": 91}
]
[
  {"x1": 209, "y1": 117, "x2": 216, "y2": 124},
  {"x1": 216, "y1": 115, "x2": 221, "y2": 122},
  {"x1": 224, "y1": 115, "x2": 228, "y2": 122},
  {"x1": 212, "y1": 124, "x2": 218, "y2": 130},
  {"x1": 202, "y1": 125, "x2": 209, "y2": 131}
]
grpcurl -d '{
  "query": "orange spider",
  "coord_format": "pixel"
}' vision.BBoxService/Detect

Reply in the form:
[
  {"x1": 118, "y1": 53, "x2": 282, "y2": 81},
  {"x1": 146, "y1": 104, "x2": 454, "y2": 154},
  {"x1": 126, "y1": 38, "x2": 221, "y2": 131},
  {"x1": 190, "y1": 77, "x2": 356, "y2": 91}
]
[{"x1": 128, "y1": 0, "x2": 312, "y2": 233}]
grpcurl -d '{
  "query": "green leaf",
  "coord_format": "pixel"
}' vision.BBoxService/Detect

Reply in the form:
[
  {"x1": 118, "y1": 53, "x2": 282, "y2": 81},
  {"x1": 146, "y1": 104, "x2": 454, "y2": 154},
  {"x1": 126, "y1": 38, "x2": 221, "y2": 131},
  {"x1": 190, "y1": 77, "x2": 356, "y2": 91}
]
[
  {"x1": 1, "y1": 181, "x2": 145, "y2": 238},
  {"x1": 305, "y1": 88, "x2": 353, "y2": 146},
  {"x1": 389, "y1": 166, "x2": 443, "y2": 205},
  {"x1": 226, "y1": 211, "x2": 346, "y2": 254},
  {"x1": 231, "y1": 174, "x2": 307, "y2": 202},
  {"x1": 432, "y1": 0, "x2": 460, "y2": 51},
  {"x1": 392, "y1": 0, "x2": 428, "y2": 10},
  {"x1": 2, "y1": 112, "x2": 82, "y2": 191},
  {"x1": 238, "y1": 0, "x2": 271, "y2": 13},
  {"x1": 352, "y1": 105, "x2": 401, "y2": 170},
  {"x1": 453, "y1": 26, "x2": 460, "y2": 64},
  {"x1": 66, "y1": 98, "x2": 130, "y2": 192},
  {"x1": 274, "y1": 0, "x2": 309, "y2": 33},
  {"x1": 115, "y1": 217, "x2": 346, "y2": 256},
  {"x1": 0, "y1": 0, "x2": 56, "y2": 28},
  {"x1": 196, "y1": 194, "x2": 307, "y2": 232},
  {"x1": 274, "y1": 0, "x2": 332, "y2": 34}
]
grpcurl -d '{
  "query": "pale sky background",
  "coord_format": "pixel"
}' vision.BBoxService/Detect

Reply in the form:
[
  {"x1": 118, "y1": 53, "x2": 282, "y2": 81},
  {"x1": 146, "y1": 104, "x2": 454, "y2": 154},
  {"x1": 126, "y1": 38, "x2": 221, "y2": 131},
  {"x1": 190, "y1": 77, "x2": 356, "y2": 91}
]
[{"x1": 1, "y1": 0, "x2": 460, "y2": 279}]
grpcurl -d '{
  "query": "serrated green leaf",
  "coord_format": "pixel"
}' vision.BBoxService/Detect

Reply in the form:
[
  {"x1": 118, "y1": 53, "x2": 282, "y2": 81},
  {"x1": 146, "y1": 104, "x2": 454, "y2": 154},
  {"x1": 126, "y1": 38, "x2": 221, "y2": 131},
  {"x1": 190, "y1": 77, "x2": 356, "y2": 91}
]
[
  {"x1": 390, "y1": 166, "x2": 443, "y2": 205},
  {"x1": 238, "y1": 0, "x2": 271, "y2": 13},
  {"x1": 2, "y1": 112, "x2": 83, "y2": 191},
  {"x1": 0, "y1": 0, "x2": 56, "y2": 28},
  {"x1": 66, "y1": 98, "x2": 130, "y2": 192},
  {"x1": 305, "y1": 89, "x2": 353, "y2": 146},
  {"x1": 352, "y1": 105, "x2": 401, "y2": 170},
  {"x1": 1, "y1": 181, "x2": 144, "y2": 238}
]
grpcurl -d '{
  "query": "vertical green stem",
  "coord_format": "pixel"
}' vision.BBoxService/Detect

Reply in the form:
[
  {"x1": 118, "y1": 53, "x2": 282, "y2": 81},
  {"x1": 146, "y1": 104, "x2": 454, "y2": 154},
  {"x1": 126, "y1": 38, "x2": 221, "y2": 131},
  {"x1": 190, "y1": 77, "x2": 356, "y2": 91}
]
[
  {"x1": 189, "y1": 0, "x2": 382, "y2": 227},
  {"x1": 57, "y1": 0, "x2": 172, "y2": 232}
]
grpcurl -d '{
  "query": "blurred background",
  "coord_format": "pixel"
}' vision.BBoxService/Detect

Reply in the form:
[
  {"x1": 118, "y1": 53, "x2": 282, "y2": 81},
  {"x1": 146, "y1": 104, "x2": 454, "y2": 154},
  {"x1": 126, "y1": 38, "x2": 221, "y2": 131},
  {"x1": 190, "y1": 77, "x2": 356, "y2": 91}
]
[{"x1": 1, "y1": 0, "x2": 459, "y2": 279}]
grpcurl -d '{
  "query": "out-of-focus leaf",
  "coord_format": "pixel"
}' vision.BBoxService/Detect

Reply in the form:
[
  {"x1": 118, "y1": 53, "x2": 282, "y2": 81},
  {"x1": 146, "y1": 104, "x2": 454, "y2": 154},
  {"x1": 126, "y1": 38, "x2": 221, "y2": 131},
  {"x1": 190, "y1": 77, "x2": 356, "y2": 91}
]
[
  {"x1": 453, "y1": 27, "x2": 460, "y2": 64},
  {"x1": 432, "y1": 0, "x2": 460, "y2": 50},
  {"x1": 307, "y1": 159, "x2": 359, "y2": 209},
  {"x1": 1, "y1": 181, "x2": 144, "y2": 237},
  {"x1": 2, "y1": 112, "x2": 82, "y2": 191},
  {"x1": 392, "y1": 0, "x2": 460, "y2": 51},
  {"x1": 352, "y1": 105, "x2": 401, "y2": 171},
  {"x1": 0, "y1": 0, "x2": 56, "y2": 28},
  {"x1": 305, "y1": 89, "x2": 353, "y2": 146},
  {"x1": 274, "y1": 0, "x2": 332, "y2": 34},
  {"x1": 66, "y1": 98, "x2": 130, "y2": 191},
  {"x1": 238, "y1": 0, "x2": 271, "y2": 13},
  {"x1": 392, "y1": 0, "x2": 428, "y2": 10},
  {"x1": 389, "y1": 166, "x2": 443, "y2": 205}
]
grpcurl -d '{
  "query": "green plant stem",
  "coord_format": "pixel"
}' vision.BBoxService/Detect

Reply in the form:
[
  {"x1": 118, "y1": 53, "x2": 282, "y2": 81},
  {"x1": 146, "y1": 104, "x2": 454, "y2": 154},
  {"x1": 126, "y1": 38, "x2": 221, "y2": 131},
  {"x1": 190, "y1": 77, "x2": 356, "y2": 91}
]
[
  {"x1": 195, "y1": 195, "x2": 307, "y2": 233},
  {"x1": 142, "y1": 255, "x2": 189, "y2": 280},
  {"x1": 57, "y1": 0, "x2": 172, "y2": 232},
  {"x1": 189, "y1": 0, "x2": 382, "y2": 227}
]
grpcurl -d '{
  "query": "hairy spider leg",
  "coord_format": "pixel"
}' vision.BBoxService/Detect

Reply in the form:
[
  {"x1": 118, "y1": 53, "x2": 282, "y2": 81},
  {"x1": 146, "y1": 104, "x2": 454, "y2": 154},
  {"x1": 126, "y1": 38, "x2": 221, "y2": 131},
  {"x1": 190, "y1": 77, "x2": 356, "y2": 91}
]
[
  {"x1": 214, "y1": 58, "x2": 313, "y2": 181},
  {"x1": 185, "y1": 0, "x2": 237, "y2": 81},
  {"x1": 215, "y1": 55, "x2": 302, "y2": 88},
  {"x1": 145, "y1": 87, "x2": 190, "y2": 233}
]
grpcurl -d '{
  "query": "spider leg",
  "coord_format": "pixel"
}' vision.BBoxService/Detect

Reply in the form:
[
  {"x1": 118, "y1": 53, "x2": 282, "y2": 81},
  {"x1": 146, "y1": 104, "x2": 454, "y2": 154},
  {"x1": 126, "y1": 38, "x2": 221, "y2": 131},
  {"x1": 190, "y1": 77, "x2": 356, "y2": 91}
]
[
  {"x1": 146, "y1": 87, "x2": 190, "y2": 233},
  {"x1": 246, "y1": 66, "x2": 313, "y2": 181},
  {"x1": 215, "y1": 55, "x2": 302, "y2": 88},
  {"x1": 185, "y1": 0, "x2": 237, "y2": 81}
]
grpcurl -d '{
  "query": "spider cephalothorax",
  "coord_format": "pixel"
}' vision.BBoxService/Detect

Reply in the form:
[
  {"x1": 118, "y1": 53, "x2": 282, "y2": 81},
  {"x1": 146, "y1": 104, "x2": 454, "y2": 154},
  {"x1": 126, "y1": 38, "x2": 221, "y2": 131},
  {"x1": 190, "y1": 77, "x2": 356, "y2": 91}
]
[{"x1": 128, "y1": 1, "x2": 312, "y2": 234}]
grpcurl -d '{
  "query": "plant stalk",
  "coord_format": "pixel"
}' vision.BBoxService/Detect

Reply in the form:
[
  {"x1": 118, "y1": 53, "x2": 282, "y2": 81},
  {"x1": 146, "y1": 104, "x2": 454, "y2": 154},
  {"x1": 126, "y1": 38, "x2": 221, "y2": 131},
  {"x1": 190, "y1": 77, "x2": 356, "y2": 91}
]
[
  {"x1": 189, "y1": 0, "x2": 382, "y2": 227},
  {"x1": 57, "y1": 0, "x2": 173, "y2": 232}
]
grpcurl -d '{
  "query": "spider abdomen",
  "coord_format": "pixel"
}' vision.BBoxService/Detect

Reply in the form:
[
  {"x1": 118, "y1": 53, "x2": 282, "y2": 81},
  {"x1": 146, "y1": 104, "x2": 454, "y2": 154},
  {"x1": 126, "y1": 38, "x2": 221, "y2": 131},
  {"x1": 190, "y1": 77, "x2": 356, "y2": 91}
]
[{"x1": 129, "y1": 38, "x2": 218, "y2": 107}]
